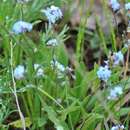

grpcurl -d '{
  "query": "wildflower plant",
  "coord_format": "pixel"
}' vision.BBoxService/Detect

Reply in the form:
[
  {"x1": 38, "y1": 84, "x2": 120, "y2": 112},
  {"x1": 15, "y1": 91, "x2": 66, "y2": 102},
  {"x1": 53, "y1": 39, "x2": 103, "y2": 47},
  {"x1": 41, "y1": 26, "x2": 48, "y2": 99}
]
[{"x1": 1, "y1": 0, "x2": 130, "y2": 130}]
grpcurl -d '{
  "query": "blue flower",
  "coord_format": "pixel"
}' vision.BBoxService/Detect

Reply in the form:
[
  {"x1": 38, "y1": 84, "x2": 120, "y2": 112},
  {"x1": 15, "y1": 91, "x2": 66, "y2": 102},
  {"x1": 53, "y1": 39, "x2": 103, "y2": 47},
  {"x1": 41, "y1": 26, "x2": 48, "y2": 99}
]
[
  {"x1": 97, "y1": 66, "x2": 111, "y2": 82},
  {"x1": 51, "y1": 60, "x2": 65, "y2": 72},
  {"x1": 109, "y1": 0, "x2": 120, "y2": 11},
  {"x1": 41, "y1": 5, "x2": 63, "y2": 24},
  {"x1": 108, "y1": 85, "x2": 123, "y2": 100},
  {"x1": 12, "y1": 21, "x2": 33, "y2": 34},
  {"x1": 125, "y1": 3, "x2": 130, "y2": 10},
  {"x1": 111, "y1": 125, "x2": 124, "y2": 130},
  {"x1": 14, "y1": 65, "x2": 25, "y2": 80},
  {"x1": 113, "y1": 51, "x2": 124, "y2": 65}
]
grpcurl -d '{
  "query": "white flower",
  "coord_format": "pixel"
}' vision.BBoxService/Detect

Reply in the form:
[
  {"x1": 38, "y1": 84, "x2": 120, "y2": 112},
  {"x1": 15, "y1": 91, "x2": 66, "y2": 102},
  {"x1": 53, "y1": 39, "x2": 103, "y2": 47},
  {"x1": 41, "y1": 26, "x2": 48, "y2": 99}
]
[
  {"x1": 51, "y1": 60, "x2": 66, "y2": 79},
  {"x1": 34, "y1": 64, "x2": 44, "y2": 77},
  {"x1": 113, "y1": 51, "x2": 124, "y2": 65},
  {"x1": 125, "y1": 3, "x2": 130, "y2": 10},
  {"x1": 41, "y1": 5, "x2": 63, "y2": 24},
  {"x1": 46, "y1": 39, "x2": 58, "y2": 46},
  {"x1": 12, "y1": 21, "x2": 33, "y2": 34},
  {"x1": 51, "y1": 60, "x2": 65, "y2": 72},
  {"x1": 97, "y1": 66, "x2": 111, "y2": 82},
  {"x1": 111, "y1": 125, "x2": 124, "y2": 130},
  {"x1": 114, "y1": 86, "x2": 123, "y2": 95},
  {"x1": 14, "y1": 65, "x2": 25, "y2": 80},
  {"x1": 108, "y1": 85, "x2": 123, "y2": 100},
  {"x1": 51, "y1": 60, "x2": 75, "y2": 79},
  {"x1": 56, "y1": 98, "x2": 62, "y2": 104},
  {"x1": 109, "y1": 0, "x2": 120, "y2": 11}
]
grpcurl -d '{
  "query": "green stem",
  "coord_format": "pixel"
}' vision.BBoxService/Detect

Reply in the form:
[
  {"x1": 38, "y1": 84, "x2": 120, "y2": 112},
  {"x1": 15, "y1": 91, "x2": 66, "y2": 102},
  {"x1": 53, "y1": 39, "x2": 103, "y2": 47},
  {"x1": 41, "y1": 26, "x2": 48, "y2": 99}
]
[{"x1": 37, "y1": 87, "x2": 64, "y2": 109}]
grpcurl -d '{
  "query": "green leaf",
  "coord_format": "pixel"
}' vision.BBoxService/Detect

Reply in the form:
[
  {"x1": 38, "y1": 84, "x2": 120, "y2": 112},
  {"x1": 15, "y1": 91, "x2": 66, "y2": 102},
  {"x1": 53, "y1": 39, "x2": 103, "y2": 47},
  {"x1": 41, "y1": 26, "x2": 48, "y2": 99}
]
[
  {"x1": 9, "y1": 117, "x2": 32, "y2": 128},
  {"x1": 116, "y1": 107, "x2": 130, "y2": 117},
  {"x1": 37, "y1": 117, "x2": 47, "y2": 127},
  {"x1": 81, "y1": 114, "x2": 103, "y2": 130}
]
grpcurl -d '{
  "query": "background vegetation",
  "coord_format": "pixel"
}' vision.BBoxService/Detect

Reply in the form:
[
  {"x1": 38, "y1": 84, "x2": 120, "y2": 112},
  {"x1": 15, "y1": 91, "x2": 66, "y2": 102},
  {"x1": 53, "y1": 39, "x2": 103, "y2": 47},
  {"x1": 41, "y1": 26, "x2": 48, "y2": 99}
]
[{"x1": 0, "y1": 0, "x2": 130, "y2": 130}]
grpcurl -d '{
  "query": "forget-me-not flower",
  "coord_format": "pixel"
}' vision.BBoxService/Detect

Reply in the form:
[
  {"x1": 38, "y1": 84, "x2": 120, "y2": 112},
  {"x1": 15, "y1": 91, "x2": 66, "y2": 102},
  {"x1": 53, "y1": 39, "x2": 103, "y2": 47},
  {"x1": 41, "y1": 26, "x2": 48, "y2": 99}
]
[
  {"x1": 111, "y1": 125, "x2": 124, "y2": 130},
  {"x1": 51, "y1": 60, "x2": 65, "y2": 72},
  {"x1": 97, "y1": 66, "x2": 111, "y2": 82},
  {"x1": 51, "y1": 60, "x2": 67, "y2": 79},
  {"x1": 12, "y1": 21, "x2": 33, "y2": 34},
  {"x1": 46, "y1": 39, "x2": 58, "y2": 46},
  {"x1": 108, "y1": 85, "x2": 123, "y2": 100},
  {"x1": 51, "y1": 60, "x2": 75, "y2": 79},
  {"x1": 41, "y1": 5, "x2": 63, "y2": 25},
  {"x1": 14, "y1": 65, "x2": 25, "y2": 80},
  {"x1": 113, "y1": 51, "x2": 124, "y2": 65},
  {"x1": 109, "y1": 0, "x2": 120, "y2": 11},
  {"x1": 34, "y1": 64, "x2": 44, "y2": 77},
  {"x1": 125, "y1": 3, "x2": 130, "y2": 10}
]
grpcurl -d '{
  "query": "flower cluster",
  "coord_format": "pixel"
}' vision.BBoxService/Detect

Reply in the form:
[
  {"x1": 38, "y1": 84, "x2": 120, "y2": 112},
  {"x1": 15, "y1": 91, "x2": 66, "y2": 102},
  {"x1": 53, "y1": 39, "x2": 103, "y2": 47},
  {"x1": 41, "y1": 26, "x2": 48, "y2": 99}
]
[
  {"x1": 108, "y1": 85, "x2": 123, "y2": 100},
  {"x1": 97, "y1": 66, "x2": 111, "y2": 82},
  {"x1": 97, "y1": 50, "x2": 124, "y2": 82},
  {"x1": 51, "y1": 60, "x2": 65, "y2": 72},
  {"x1": 109, "y1": 0, "x2": 120, "y2": 12},
  {"x1": 14, "y1": 64, "x2": 44, "y2": 80},
  {"x1": 113, "y1": 51, "x2": 124, "y2": 65},
  {"x1": 34, "y1": 64, "x2": 44, "y2": 77},
  {"x1": 125, "y1": 3, "x2": 130, "y2": 10},
  {"x1": 13, "y1": 65, "x2": 25, "y2": 80},
  {"x1": 111, "y1": 124, "x2": 124, "y2": 130},
  {"x1": 51, "y1": 60, "x2": 66, "y2": 78},
  {"x1": 12, "y1": 21, "x2": 33, "y2": 34},
  {"x1": 51, "y1": 60, "x2": 75, "y2": 79},
  {"x1": 46, "y1": 39, "x2": 58, "y2": 46},
  {"x1": 41, "y1": 5, "x2": 63, "y2": 25},
  {"x1": 125, "y1": 2, "x2": 130, "y2": 17}
]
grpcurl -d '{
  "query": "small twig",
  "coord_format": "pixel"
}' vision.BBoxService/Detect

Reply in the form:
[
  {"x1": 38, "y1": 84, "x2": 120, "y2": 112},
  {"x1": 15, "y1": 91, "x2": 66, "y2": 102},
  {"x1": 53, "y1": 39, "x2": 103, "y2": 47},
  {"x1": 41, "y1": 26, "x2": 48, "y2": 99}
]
[
  {"x1": 124, "y1": 46, "x2": 130, "y2": 77},
  {"x1": 10, "y1": 41, "x2": 26, "y2": 130},
  {"x1": 113, "y1": 12, "x2": 119, "y2": 36}
]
